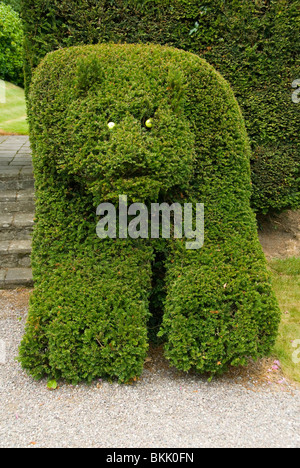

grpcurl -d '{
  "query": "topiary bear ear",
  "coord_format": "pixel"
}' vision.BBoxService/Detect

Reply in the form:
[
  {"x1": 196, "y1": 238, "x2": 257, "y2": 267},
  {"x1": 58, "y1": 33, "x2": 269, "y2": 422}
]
[{"x1": 74, "y1": 55, "x2": 104, "y2": 97}]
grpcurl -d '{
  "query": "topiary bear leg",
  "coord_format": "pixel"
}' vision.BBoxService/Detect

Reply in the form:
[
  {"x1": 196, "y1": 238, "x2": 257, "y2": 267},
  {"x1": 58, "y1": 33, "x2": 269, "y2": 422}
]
[
  {"x1": 160, "y1": 218, "x2": 281, "y2": 376},
  {"x1": 19, "y1": 184, "x2": 154, "y2": 384},
  {"x1": 19, "y1": 242, "x2": 153, "y2": 384}
]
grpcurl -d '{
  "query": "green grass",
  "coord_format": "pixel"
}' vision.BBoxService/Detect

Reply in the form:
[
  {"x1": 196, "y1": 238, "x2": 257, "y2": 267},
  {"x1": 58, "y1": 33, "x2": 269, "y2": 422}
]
[
  {"x1": 269, "y1": 258, "x2": 300, "y2": 383},
  {"x1": 0, "y1": 81, "x2": 28, "y2": 135}
]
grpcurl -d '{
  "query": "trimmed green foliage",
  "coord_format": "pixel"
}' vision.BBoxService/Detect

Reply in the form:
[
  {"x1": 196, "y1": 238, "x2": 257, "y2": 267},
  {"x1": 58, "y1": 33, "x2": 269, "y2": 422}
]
[
  {"x1": 19, "y1": 44, "x2": 281, "y2": 383},
  {"x1": 0, "y1": 2, "x2": 23, "y2": 86},
  {"x1": 1, "y1": 0, "x2": 21, "y2": 13},
  {"x1": 20, "y1": 0, "x2": 300, "y2": 214}
]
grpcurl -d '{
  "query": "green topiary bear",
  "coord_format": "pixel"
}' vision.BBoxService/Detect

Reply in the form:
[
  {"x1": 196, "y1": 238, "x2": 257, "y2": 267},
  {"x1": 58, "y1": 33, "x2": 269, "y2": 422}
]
[{"x1": 19, "y1": 44, "x2": 281, "y2": 384}]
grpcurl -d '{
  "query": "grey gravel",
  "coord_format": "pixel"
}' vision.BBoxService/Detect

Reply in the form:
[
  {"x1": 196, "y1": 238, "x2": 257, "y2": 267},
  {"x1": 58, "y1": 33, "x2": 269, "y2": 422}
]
[{"x1": 0, "y1": 291, "x2": 299, "y2": 449}]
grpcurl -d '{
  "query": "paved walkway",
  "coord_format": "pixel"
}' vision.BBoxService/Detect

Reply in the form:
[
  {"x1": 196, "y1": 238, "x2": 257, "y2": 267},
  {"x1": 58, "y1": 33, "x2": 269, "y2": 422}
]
[
  {"x1": 0, "y1": 136, "x2": 34, "y2": 288},
  {"x1": 0, "y1": 135, "x2": 31, "y2": 165}
]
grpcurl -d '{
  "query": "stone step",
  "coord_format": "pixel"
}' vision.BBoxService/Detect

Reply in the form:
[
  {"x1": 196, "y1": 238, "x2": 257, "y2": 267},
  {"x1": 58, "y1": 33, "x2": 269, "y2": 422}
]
[
  {"x1": 0, "y1": 167, "x2": 34, "y2": 190},
  {"x1": 0, "y1": 268, "x2": 33, "y2": 289},
  {"x1": 0, "y1": 198, "x2": 35, "y2": 213},
  {"x1": 0, "y1": 240, "x2": 32, "y2": 268},
  {"x1": 0, "y1": 213, "x2": 35, "y2": 241},
  {"x1": 0, "y1": 188, "x2": 35, "y2": 204}
]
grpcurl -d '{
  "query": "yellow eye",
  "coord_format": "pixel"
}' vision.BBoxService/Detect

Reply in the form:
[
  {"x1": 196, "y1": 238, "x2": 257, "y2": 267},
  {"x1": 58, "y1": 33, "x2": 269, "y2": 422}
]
[
  {"x1": 107, "y1": 122, "x2": 116, "y2": 130},
  {"x1": 145, "y1": 119, "x2": 153, "y2": 128}
]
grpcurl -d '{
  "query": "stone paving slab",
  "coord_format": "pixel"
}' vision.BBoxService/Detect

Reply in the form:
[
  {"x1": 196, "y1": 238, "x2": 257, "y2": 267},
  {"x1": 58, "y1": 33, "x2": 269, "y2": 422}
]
[
  {"x1": 0, "y1": 239, "x2": 32, "y2": 253},
  {"x1": 0, "y1": 200, "x2": 35, "y2": 213},
  {"x1": 0, "y1": 154, "x2": 34, "y2": 190},
  {"x1": 17, "y1": 189, "x2": 35, "y2": 202},
  {"x1": 0, "y1": 215, "x2": 14, "y2": 228},
  {"x1": 0, "y1": 167, "x2": 33, "y2": 177},
  {"x1": 0, "y1": 191, "x2": 17, "y2": 202},
  {"x1": 0, "y1": 214, "x2": 34, "y2": 240},
  {"x1": 14, "y1": 159, "x2": 32, "y2": 164},
  {"x1": 0, "y1": 146, "x2": 22, "y2": 150},
  {"x1": 0, "y1": 179, "x2": 35, "y2": 191},
  {"x1": 19, "y1": 167, "x2": 33, "y2": 176},
  {"x1": 1, "y1": 268, "x2": 33, "y2": 288},
  {"x1": 0, "y1": 152, "x2": 18, "y2": 158},
  {"x1": 0, "y1": 167, "x2": 22, "y2": 179},
  {"x1": 0, "y1": 137, "x2": 32, "y2": 171},
  {"x1": 0, "y1": 269, "x2": 5, "y2": 288},
  {"x1": 10, "y1": 160, "x2": 33, "y2": 167},
  {"x1": 0, "y1": 228, "x2": 33, "y2": 241},
  {"x1": 13, "y1": 213, "x2": 35, "y2": 228},
  {"x1": 8, "y1": 239, "x2": 32, "y2": 253},
  {"x1": 0, "y1": 240, "x2": 10, "y2": 252},
  {"x1": 0, "y1": 240, "x2": 32, "y2": 268},
  {"x1": 0, "y1": 169, "x2": 33, "y2": 179}
]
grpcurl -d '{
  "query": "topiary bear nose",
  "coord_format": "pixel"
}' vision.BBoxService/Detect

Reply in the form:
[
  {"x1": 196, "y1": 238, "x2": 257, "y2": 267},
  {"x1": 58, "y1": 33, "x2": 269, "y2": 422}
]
[{"x1": 104, "y1": 115, "x2": 154, "y2": 177}]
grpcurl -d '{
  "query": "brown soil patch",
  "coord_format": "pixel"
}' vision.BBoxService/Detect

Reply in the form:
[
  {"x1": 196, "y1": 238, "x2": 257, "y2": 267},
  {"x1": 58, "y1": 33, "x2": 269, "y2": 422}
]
[
  {"x1": 0, "y1": 288, "x2": 32, "y2": 319},
  {"x1": 258, "y1": 210, "x2": 300, "y2": 259},
  {"x1": 145, "y1": 344, "x2": 297, "y2": 392},
  {"x1": 0, "y1": 130, "x2": 17, "y2": 135}
]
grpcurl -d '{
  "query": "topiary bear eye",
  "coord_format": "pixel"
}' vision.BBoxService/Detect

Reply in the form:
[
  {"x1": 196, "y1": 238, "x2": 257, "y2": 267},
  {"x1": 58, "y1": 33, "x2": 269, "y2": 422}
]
[
  {"x1": 107, "y1": 122, "x2": 116, "y2": 130},
  {"x1": 145, "y1": 118, "x2": 153, "y2": 129}
]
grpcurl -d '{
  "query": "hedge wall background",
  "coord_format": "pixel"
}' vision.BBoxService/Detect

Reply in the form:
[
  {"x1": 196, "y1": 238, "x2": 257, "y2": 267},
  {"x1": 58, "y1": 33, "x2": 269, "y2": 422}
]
[
  {"x1": 21, "y1": 0, "x2": 300, "y2": 214},
  {"x1": 1, "y1": 0, "x2": 21, "y2": 12},
  {"x1": 0, "y1": 1, "x2": 23, "y2": 86}
]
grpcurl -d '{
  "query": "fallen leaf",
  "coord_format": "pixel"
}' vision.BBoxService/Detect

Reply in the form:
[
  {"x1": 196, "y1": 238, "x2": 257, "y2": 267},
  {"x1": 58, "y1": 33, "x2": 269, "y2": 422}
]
[{"x1": 47, "y1": 380, "x2": 58, "y2": 390}]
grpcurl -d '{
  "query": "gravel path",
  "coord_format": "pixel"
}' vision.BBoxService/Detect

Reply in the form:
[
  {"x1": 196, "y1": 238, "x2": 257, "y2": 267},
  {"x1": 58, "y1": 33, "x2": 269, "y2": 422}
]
[{"x1": 0, "y1": 290, "x2": 299, "y2": 448}]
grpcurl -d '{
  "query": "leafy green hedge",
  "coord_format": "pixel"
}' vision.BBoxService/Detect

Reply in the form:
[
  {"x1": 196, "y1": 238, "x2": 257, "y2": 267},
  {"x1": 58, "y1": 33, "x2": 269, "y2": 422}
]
[
  {"x1": 0, "y1": 2, "x2": 24, "y2": 86},
  {"x1": 19, "y1": 44, "x2": 281, "y2": 384},
  {"x1": 1, "y1": 0, "x2": 21, "y2": 13},
  {"x1": 20, "y1": 0, "x2": 300, "y2": 214}
]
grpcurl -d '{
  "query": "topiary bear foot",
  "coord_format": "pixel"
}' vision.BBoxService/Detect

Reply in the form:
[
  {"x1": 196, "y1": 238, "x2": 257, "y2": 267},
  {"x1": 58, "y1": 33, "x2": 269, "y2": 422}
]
[{"x1": 161, "y1": 233, "x2": 280, "y2": 376}]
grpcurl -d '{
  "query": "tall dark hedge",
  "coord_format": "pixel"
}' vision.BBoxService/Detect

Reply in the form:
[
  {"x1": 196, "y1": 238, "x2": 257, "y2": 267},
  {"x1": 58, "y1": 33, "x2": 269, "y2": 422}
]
[
  {"x1": 20, "y1": 0, "x2": 300, "y2": 214},
  {"x1": 18, "y1": 43, "x2": 281, "y2": 384},
  {"x1": 1, "y1": 0, "x2": 21, "y2": 13}
]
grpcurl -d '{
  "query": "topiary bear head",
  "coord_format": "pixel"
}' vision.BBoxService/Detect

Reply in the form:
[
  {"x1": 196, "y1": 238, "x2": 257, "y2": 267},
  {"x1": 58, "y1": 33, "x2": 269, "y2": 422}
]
[
  {"x1": 63, "y1": 103, "x2": 196, "y2": 204},
  {"x1": 29, "y1": 43, "x2": 254, "y2": 211},
  {"x1": 30, "y1": 45, "x2": 197, "y2": 204}
]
